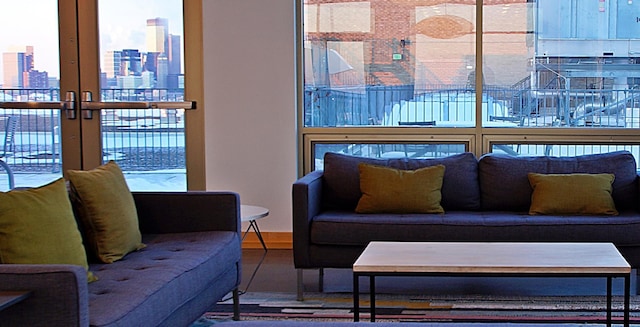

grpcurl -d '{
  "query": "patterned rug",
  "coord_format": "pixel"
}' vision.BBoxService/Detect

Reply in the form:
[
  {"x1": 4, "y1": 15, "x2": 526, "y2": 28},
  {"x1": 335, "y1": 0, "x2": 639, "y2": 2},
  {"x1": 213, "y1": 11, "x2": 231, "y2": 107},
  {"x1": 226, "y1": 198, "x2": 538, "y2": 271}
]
[{"x1": 205, "y1": 291, "x2": 640, "y2": 325}]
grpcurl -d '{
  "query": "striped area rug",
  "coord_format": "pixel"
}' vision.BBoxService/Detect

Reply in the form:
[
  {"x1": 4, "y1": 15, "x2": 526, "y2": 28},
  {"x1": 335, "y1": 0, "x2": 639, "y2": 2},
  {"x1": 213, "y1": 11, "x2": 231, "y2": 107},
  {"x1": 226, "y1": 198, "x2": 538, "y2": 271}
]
[{"x1": 206, "y1": 292, "x2": 640, "y2": 324}]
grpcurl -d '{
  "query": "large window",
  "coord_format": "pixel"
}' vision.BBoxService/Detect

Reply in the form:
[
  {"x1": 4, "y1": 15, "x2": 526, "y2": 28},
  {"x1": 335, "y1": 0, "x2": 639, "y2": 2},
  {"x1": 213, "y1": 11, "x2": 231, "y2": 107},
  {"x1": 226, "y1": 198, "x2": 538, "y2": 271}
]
[{"x1": 300, "y1": 0, "x2": 640, "y2": 172}]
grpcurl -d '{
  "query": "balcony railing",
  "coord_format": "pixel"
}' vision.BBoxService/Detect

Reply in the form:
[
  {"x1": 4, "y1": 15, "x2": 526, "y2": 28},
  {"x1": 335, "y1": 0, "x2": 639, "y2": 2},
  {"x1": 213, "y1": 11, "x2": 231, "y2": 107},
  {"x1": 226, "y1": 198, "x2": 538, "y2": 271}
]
[
  {"x1": 0, "y1": 88, "x2": 185, "y2": 173},
  {"x1": 304, "y1": 85, "x2": 640, "y2": 128}
]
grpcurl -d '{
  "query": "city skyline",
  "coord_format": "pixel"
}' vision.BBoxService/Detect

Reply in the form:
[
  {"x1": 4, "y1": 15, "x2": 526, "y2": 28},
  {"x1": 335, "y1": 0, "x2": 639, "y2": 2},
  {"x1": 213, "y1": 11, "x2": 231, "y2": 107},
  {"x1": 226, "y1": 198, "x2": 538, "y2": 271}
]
[{"x1": 0, "y1": 0, "x2": 182, "y2": 82}]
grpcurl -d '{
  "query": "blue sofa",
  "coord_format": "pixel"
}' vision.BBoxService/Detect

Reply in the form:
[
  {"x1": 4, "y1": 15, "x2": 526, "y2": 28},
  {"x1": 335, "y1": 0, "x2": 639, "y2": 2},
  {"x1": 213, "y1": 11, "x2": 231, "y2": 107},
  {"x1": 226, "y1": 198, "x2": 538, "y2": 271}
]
[
  {"x1": 0, "y1": 191, "x2": 242, "y2": 327},
  {"x1": 293, "y1": 151, "x2": 640, "y2": 300}
]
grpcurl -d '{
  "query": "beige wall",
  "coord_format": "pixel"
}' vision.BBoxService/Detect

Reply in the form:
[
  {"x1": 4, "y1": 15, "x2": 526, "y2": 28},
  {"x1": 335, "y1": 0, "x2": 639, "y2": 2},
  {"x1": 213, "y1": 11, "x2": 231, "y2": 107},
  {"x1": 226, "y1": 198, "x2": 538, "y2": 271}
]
[{"x1": 202, "y1": 0, "x2": 297, "y2": 234}]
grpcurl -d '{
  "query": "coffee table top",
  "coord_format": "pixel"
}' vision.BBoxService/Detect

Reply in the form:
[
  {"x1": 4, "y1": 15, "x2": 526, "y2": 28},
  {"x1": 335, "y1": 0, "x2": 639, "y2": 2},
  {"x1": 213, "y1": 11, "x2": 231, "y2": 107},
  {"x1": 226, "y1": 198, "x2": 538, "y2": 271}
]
[{"x1": 353, "y1": 242, "x2": 631, "y2": 274}]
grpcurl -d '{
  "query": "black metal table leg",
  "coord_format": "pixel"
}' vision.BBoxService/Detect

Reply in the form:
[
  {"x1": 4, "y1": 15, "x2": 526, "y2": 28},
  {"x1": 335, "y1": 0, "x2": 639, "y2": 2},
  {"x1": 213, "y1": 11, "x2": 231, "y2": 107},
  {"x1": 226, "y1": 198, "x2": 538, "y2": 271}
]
[
  {"x1": 353, "y1": 274, "x2": 360, "y2": 322},
  {"x1": 625, "y1": 274, "x2": 630, "y2": 327},
  {"x1": 249, "y1": 220, "x2": 267, "y2": 250},
  {"x1": 370, "y1": 275, "x2": 376, "y2": 322},
  {"x1": 607, "y1": 276, "x2": 612, "y2": 327},
  {"x1": 240, "y1": 220, "x2": 267, "y2": 294}
]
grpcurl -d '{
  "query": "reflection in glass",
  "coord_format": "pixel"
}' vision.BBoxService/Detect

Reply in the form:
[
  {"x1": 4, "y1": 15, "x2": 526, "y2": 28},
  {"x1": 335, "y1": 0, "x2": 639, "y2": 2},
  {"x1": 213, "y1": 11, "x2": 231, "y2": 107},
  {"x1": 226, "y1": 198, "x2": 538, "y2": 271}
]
[
  {"x1": 492, "y1": 143, "x2": 640, "y2": 167},
  {"x1": 485, "y1": 0, "x2": 640, "y2": 128},
  {"x1": 303, "y1": 0, "x2": 640, "y2": 129},
  {"x1": 304, "y1": 0, "x2": 476, "y2": 127}
]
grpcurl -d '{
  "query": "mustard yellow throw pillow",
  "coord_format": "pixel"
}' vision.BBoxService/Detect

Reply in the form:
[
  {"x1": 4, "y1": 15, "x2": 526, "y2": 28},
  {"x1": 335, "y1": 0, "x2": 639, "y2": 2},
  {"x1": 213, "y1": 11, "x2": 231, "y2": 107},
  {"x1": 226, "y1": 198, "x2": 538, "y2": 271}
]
[
  {"x1": 356, "y1": 163, "x2": 445, "y2": 214},
  {"x1": 0, "y1": 178, "x2": 96, "y2": 282},
  {"x1": 67, "y1": 161, "x2": 144, "y2": 263},
  {"x1": 528, "y1": 173, "x2": 618, "y2": 215}
]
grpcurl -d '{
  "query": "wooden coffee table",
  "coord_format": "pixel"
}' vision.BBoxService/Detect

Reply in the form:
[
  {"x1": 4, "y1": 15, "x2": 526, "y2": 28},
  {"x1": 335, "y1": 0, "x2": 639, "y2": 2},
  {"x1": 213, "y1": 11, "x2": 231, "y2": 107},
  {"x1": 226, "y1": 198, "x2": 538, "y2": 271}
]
[{"x1": 353, "y1": 242, "x2": 631, "y2": 326}]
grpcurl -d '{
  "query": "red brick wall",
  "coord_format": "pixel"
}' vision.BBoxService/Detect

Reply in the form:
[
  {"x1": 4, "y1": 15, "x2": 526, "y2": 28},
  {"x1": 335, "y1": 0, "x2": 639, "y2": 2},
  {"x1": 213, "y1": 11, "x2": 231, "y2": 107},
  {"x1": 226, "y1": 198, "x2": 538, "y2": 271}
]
[{"x1": 305, "y1": 0, "x2": 531, "y2": 86}]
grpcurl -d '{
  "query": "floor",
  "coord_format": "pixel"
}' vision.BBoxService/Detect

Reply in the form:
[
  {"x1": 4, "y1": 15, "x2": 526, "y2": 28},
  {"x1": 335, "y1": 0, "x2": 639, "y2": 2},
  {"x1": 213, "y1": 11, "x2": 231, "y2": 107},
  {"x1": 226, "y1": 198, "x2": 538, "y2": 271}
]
[
  {"x1": 239, "y1": 249, "x2": 299, "y2": 294},
  {"x1": 239, "y1": 249, "x2": 636, "y2": 297},
  {"x1": 228, "y1": 249, "x2": 637, "y2": 327}
]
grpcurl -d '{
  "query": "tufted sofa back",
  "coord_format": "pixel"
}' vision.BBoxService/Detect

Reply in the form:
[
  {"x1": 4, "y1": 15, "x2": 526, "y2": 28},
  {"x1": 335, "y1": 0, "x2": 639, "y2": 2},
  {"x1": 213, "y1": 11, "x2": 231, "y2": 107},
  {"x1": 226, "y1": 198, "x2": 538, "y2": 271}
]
[
  {"x1": 321, "y1": 152, "x2": 481, "y2": 211},
  {"x1": 320, "y1": 151, "x2": 639, "y2": 213},
  {"x1": 478, "y1": 151, "x2": 639, "y2": 212}
]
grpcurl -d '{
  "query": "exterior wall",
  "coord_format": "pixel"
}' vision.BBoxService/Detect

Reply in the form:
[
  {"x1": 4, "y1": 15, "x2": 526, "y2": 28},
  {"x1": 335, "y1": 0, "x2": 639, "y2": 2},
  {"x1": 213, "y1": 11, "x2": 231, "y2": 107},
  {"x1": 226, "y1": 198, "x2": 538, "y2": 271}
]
[
  {"x1": 305, "y1": 0, "x2": 532, "y2": 87},
  {"x1": 537, "y1": 0, "x2": 640, "y2": 58}
]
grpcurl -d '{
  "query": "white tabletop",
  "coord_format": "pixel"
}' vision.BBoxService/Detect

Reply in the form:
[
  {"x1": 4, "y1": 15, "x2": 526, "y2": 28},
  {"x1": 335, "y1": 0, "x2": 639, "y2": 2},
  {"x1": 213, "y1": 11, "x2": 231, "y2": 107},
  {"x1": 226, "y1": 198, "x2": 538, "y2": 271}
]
[
  {"x1": 240, "y1": 205, "x2": 269, "y2": 222},
  {"x1": 353, "y1": 242, "x2": 631, "y2": 274}
]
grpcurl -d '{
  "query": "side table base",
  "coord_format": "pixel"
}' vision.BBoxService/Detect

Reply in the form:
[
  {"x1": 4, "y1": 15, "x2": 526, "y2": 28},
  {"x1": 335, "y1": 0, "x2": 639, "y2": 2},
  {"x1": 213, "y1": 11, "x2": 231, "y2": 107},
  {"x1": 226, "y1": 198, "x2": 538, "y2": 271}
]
[{"x1": 241, "y1": 219, "x2": 268, "y2": 294}]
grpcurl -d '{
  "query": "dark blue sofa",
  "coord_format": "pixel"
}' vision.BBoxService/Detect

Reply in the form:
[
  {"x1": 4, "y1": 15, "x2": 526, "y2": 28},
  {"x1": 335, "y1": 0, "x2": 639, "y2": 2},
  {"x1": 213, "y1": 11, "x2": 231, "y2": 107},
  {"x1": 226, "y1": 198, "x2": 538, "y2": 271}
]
[
  {"x1": 0, "y1": 191, "x2": 242, "y2": 327},
  {"x1": 293, "y1": 151, "x2": 640, "y2": 300}
]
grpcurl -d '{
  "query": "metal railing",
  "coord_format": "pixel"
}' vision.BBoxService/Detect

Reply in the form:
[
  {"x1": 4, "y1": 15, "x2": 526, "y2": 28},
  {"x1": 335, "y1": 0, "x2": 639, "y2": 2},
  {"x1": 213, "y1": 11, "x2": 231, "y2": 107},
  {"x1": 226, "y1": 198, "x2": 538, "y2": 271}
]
[
  {"x1": 0, "y1": 88, "x2": 185, "y2": 173},
  {"x1": 304, "y1": 84, "x2": 640, "y2": 128}
]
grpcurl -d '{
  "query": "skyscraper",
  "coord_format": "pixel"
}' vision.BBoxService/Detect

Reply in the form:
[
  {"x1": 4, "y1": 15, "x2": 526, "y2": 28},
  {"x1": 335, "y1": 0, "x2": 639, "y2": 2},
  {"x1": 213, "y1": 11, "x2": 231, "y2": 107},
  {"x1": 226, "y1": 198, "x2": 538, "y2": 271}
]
[
  {"x1": 2, "y1": 52, "x2": 25, "y2": 87},
  {"x1": 2, "y1": 46, "x2": 34, "y2": 88},
  {"x1": 121, "y1": 49, "x2": 142, "y2": 76},
  {"x1": 146, "y1": 17, "x2": 181, "y2": 88},
  {"x1": 104, "y1": 50, "x2": 122, "y2": 79},
  {"x1": 168, "y1": 34, "x2": 181, "y2": 76},
  {"x1": 146, "y1": 18, "x2": 169, "y2": 55},
  {"x1": 26, "y1": 70, "x2": 48, "y2": 88},
  {"x1": 156, "y1": 56, "x2": 169, "y2": 88},
  {"x1": 167, "y1": 34, "x2": 181, "y2": 89}
]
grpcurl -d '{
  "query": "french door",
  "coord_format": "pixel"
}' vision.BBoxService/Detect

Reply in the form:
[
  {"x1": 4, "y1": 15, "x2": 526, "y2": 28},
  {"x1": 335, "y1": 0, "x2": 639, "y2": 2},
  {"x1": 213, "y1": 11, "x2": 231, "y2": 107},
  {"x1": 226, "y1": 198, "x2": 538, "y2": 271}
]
[{"x1": 0, "y1": 0, "x2": 204, "y2": 191}]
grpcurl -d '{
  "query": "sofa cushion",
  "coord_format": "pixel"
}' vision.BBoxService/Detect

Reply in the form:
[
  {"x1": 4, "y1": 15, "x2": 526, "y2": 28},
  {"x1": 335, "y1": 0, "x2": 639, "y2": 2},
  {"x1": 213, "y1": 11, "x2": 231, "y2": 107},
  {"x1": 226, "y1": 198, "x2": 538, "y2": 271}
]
[
  {"x1": 323, "y1": 152, "x2": 480, "y2": 211},
  {"x1": 0, "y1": 178, "x2": 95, "y2": 281},
  {"x1": 479, "y1": 151, "x2": 638, "y2": 211},
  {"x1": 67, "y1": 161, "x2": 145, "y2": 263},
  {"x1": 87, "y1": 231, "x2": 240, "y2": 327},
  {"x1": 356, "y1": 164, "x2": 445, "y2": 214},
  {"x1": 528, "y1": 173, "x2": 618, "y2": 215},
  {"x1": 310, "y1": 210, "x2": 640, "y2": 247}
]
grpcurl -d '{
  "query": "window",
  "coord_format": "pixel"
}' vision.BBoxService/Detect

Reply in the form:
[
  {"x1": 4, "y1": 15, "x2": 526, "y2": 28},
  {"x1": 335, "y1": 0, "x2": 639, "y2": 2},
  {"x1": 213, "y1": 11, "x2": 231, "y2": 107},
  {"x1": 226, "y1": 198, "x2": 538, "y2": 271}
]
[
  {"x1": 0, "y1": 0, "x2": 189, "y2": 192},
  {"x1": 313, "y1": 142, "x2": 466, "y2": 171},
  {"x1": 299, "y1": 0, "x2": 640, "y2": 172}
]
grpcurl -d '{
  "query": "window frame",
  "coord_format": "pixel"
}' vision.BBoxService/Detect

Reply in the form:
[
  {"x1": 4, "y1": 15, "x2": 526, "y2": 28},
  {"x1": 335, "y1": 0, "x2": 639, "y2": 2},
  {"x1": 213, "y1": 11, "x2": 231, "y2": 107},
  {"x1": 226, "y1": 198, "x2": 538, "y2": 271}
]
[{"x1": 295, "y1": 1, "x2": 640, "y2": 176}]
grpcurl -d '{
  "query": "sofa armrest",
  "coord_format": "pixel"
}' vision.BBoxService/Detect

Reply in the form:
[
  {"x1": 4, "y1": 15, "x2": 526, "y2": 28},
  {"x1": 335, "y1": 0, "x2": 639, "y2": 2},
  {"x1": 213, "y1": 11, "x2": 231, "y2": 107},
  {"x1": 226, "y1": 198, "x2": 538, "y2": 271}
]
[
  {"x1": 0, "y1": 264, "x2": 88, "y2": 327},
  {"x1": 132, "y1": 191, "x2": 241, "y2": 234},
  {"x1": 292, "y1": 170, "x2": 324, "y2": 268}
]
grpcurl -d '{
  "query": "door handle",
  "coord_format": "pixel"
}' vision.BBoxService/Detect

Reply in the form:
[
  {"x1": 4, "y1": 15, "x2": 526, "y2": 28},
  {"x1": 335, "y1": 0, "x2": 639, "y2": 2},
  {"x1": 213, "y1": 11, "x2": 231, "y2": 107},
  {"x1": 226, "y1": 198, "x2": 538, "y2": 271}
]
[
  {"x1": 0, "y1": 91, "x2": 78, "y2": 119},
  {"x1": 80, "y1": 91, "x2": 196, "y2": 119}
]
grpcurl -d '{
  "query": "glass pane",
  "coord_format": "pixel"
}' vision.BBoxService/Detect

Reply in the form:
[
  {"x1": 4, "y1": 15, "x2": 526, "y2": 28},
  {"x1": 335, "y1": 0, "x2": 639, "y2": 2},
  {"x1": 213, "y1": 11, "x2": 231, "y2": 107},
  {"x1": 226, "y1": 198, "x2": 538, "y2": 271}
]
[
  {"x1": 99, "y1": 0, "x2": 186, "y2": 191},
  {"x1": 483, "y1": 0, "x2": 640, "y2": 128},
  {"x1": 492, "y1": 143, "x2": 640, "y2": 168},
  {"x1": 0, "y1": 1, "x2": 62, "y2": 190},
  {"x1": 313, "y1": 143, "x2": 466, "y2": 170},
  {"x1": 304, "y1": 1, "x2": 477, "y2": 127}
]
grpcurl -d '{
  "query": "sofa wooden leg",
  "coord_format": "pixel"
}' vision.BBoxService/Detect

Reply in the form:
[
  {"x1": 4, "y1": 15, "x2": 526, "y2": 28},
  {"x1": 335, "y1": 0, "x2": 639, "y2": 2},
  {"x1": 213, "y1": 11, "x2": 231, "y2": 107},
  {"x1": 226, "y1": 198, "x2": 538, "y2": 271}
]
[
  {"x1": 232, "y1": 288, "x2": 240, "y2": 320},
  {"x1": 297, "y1": 269, "x2": 304, "y2": 301},
  {"x1": 319, "y1": 268, "x2": 324, "y2": 292}
]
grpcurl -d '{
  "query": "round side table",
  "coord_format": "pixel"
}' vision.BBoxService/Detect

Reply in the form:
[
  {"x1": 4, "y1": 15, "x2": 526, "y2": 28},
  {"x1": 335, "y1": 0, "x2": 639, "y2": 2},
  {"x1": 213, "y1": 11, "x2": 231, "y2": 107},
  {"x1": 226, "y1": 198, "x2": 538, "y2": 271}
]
[
  {"x1": 240, "y1": 205, "x2": 269, "y2": 251},
  {"x1": 240, "y1": 204, "x2": 269, "y2": 294}
]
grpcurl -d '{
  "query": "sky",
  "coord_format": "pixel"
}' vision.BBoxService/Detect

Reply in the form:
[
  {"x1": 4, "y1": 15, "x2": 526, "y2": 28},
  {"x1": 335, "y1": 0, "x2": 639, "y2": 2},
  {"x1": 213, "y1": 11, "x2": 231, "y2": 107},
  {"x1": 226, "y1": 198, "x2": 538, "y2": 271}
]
[{"x1": 0, "y1": 0, "x2": 183, "y2": 79}]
